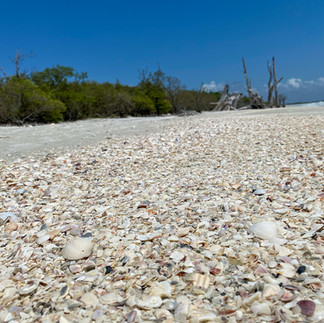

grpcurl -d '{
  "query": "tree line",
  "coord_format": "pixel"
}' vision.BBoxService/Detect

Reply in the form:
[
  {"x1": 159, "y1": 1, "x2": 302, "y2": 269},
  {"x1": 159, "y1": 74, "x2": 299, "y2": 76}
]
[{"x1": 0, "y1": 54, "x2": 223, "y2": 124}]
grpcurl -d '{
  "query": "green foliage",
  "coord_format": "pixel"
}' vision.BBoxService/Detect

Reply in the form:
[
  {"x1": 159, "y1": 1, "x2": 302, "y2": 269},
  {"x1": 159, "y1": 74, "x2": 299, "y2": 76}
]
[
  {"x1": 0, "y1": 63, "x2": 222, "y2": 124},
  {"x1": 0, "y1": 76, "x2": 65, "y2": 124},
  {"x1": 132, "y1": 92, "x2": 155, "y2": 115}
]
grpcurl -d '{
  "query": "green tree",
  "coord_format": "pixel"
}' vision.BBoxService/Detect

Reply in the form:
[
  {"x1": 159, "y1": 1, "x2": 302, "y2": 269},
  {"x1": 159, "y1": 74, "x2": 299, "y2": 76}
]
[{"x1": 0, "y1": 76, "x2": 66, "y2": 124}]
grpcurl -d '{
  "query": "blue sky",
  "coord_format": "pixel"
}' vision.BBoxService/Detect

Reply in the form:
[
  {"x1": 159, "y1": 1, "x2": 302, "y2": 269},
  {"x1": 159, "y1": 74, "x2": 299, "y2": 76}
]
[{"x1": 1, "y1": 0, "x2": 324, "y2": 102}]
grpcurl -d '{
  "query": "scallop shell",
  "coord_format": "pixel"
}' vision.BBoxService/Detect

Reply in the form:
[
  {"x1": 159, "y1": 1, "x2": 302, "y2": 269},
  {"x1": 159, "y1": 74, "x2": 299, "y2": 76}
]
[
  {"x1": 62, "y1": 238, "x2": 94, "y2": 260},
  {"x1": 191, "y1": 273, "x2": 211, "y2": 289}
]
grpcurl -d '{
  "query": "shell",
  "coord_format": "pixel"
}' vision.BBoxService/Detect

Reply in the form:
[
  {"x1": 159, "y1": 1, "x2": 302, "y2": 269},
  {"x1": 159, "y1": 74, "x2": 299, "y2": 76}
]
[
  {"x1": 4, "y1": 222, "x2": 18, "y2": 231},
  {"x1": 136, "y1": 295, "x2": 163, "y2": 309},
  {"x1": 262, "y1": 284, "x2": 280, "y2": 298},
  {"x1": 62, "y1": 238, "x2": 94, "y2": 260},
  {"x1": 250, "y1": 302, "x2": 271, "y2": 315},
  {"x1": 191, "y1": 273, "x2": 211, "y2": 289},
  {"x1": 297, "y1": 300, "x2": 316, "y2": 317},
  {"x1": 249, "y1": 221, "x2": 286, "y2": 244},
  {"x1": 18, "y1": 281, "x2": 39, "y2": 295},
  {"x1": 149, "y1": 281, "x2": 172, "y2": 298}
]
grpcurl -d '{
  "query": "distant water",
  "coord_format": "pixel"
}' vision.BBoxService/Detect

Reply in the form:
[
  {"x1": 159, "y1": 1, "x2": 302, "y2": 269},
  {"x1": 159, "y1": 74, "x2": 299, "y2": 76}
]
[{"x1": 289, "y1": 101, "x2": 324, "y2": 107}]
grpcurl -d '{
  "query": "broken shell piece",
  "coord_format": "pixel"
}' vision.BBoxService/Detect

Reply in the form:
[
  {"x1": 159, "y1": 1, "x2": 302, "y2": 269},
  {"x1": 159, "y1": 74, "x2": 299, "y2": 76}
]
[
  {"x1": 62, "y1": 238, "x2": 94, "y2": 260},
  {"x1": 250, "y1": 301, "x2": 271, "y2": 315},
  {"x1": 249, "y1": 221, "x2": 286, "y2": 244},
  {"x1": 279, "y1": 263, "x2": 296, "y2": 278},
  {"x1": 149, "y1": 281, "x2": 172, "y2": 298},
  {"x1": 136, "y1": 295, "x2": 163, "y2": 309},
  {"x1": 177, "y1": 227, "x2": 190, "y2": 237},
  {"x1": 37, "y1": 234, "x2": 50, "y2": 245},
  {"x1": 4, "y1": 222, "x2": 18, "y2": 232},
  {"x1": 249, "y1": 221, "x2": 277, "y2": 240},
  {"x1": 280, "y1": 290, "x2": 296, "y2": 302},
  {"x1": 80, "y1": 292, "x2": 99, "y2": 308},
  {"x1": 100, "y1": 292, "x2": 125, "y2": 305},
  {"x1": 170, "y1": 250, "x2": 185, "y2": 262},
  {"x1": 191, "y1": 273, "x2": 211, "y2": 289},
  {"x1": 297, "y1": 300, "x2": 316, "y2": 317},
  {"x1": 262, "y1": 284, "x2": 280, "y2": 298},
  {"x1": 253, "y1": 188, "x2": 266, "y2": 195},
  {"x1": 18, "y1": 281, "x2": 39, "y2": 295}
]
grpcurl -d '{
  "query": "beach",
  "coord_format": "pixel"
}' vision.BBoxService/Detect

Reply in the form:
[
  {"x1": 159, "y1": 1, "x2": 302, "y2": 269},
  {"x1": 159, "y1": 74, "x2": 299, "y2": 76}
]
[
  {"x1": 1, "y1": 104, "x2": 324, "y2": 162},
  {"x1": 0, "y1": 105, "x2": 324, "y2": 322}
]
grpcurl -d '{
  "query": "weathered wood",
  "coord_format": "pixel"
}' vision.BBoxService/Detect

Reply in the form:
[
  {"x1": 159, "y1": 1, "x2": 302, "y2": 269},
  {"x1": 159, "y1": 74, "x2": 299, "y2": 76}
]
[
  {"x1": 212, "y1": 84, "x2": 242, "y2": 111},
  {"x1": 267, "y1": 57, "x2": 284, "y2": 108},
  {"x1": 273, "y1": 57, "x2": 279, "y2": 107},
  {"x1": 267, "y1": 61, "x2": 274, "y2": 108},
  {"x1": 242, "y1": 58, "x2": 264, "y2": 109}
]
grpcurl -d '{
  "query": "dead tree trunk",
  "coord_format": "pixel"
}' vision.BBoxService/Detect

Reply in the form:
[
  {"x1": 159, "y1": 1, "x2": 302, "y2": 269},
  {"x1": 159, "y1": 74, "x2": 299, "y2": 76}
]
[
  {"x1": 267, "y1": 61, "x2": 274, "y2": 108},
  {"x1": 242, "y1": 58, "x2": 253, "y2": 103},
  {"x1": 269, "y1": 57, "x2": 284, "y2": 108},
  {"x1": 213, "y1": 84, "x2": 241, "y2": 111},
  {"x1": 242, "y1": 58, "x2": 264, "y2": 109},
  {"x1": 272, "y1": 57, "x2": 279, "y2": 107}
]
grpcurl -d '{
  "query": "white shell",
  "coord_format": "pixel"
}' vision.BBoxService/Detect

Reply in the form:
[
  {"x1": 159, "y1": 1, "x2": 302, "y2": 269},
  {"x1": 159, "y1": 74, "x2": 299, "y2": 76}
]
[
  {"x1": 62, "y1": 238, "x2": 94, "y2": 260},
  {"x1": 136, "y1": 295, "x2": 163, "y2": 309},
  {"x1": 249, "y1": 221, "x2": 279, "y2": 242},
  {"x1": 149, "y1": 281, "x2": 172, "y2": 298},
  {"x1": 18, "y1": 281, "x2": 39, "y2": 295}
]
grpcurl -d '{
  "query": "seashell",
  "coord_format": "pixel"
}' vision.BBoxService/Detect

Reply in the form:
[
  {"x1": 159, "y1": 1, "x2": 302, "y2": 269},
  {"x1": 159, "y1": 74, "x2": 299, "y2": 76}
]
[
  {"x1": 174, "y1": 302, "x2": 189, "y2": 322},
  {"x1": 279, "y1": 263, "x2": 296, "y2": 278},
  {"x1": 80, "y1": 292, "x2": 99, "y2": 308},
  {"x1": 249, "y1": 221, "x2": 277, "y2": 240},
  {"x1": 249, "y1": 221, "x2": 286, "y2": 244},
  {"x1": 48, "y1": 229, "x2": 60, "y2": 239},
  {"x1": 62, "y1": 238, "x2": 94, "y2": 260},
  {"x1": 2, "y1": 287, "x2": 17, "y2": 305},
  {"x1": 280, "y1": 290, "x2": 296, "y2": 302},
  {"x1": 170, "y1": 250, "x2": 185, "y2": 262},
  {"x1": 18, "y1": 280, "x2": 39, "y2": 295},
  {"x1": 190, "y1": 310, "x2": 218, "y2": 321},
  {"x1": 149, "y1": 281, "x2": 172, "y2": 298},
  {"x1": 126, "y1": 309, "x2": 140, "y2": 323},
  {"x1": 101, "y1": 292, "x2": 125, "y2": 305},
  {"x1": 253, "y1": 188, "x2": 266, "y2": 195},
  {"x1": 0, "y1": 212, "x2": 19, "y2": 222},
  {"x1": 177, "y1": 227, "x2": 190, "y2": 237},
  {"x1": 191, "y1": 273, "x2": 210, "y2": 289},
  {"x1": 37, "y1": 234, "x2": 50, "y2": 245},
  {"x1": 262, "y1": 284, "x2": 280, "y2": 298},
  {"x1": 250, "y1": 301, "x2": 271, "y2": 315},
  {"x1": 69, "y1": 264, "x2": 82, "y2": 274},
  {"x1": 136, "y1": 295, "x2": 163, "y2": 309},
  {"x1": 4, "y1": 222, "x2": 18, "y2": 232},
  {"x1": 297, "y1": 300, "x2": 316, "y2": 317}
]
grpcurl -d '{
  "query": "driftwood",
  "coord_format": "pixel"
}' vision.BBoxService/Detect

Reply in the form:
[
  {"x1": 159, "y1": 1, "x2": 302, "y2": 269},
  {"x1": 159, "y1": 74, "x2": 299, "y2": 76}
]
[
  {"x1": 212, "y1": 84, "x2": 242, "y2": 111},
  {"x1": 267, "y1": 57, "x2": 284, "y2": 108},
  {"x1": 242, "y1": 58, "x2": 264, "y2": 109}
]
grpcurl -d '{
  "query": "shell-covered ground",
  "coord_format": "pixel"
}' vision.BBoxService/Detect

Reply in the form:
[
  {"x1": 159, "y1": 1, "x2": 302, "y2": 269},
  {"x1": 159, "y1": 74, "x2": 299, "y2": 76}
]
[{"x1": 0, "y1": 113, "x2": 324, "y2": 322}]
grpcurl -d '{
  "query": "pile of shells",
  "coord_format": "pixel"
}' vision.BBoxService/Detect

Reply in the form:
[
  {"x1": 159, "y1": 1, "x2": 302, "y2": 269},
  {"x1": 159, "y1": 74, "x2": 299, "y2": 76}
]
[{"x1": 0, "y1": 113, "x2": 324, "y2": 322}]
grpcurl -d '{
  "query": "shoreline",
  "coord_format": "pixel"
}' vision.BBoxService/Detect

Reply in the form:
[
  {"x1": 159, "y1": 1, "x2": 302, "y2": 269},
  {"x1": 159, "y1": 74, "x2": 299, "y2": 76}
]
[{"x1": 0, "y1": 105, "x2": 323, "y2": 162}]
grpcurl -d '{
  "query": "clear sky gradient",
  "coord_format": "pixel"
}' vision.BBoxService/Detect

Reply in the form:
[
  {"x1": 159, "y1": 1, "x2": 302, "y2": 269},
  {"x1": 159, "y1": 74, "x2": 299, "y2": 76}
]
[{"x1": 1, "y1": 0, "x2": 324, "y2": 102}]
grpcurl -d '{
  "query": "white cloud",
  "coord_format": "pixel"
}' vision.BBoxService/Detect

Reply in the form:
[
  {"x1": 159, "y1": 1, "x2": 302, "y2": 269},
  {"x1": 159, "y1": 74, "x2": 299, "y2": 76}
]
[
  {"x1": 279, "y1": 77, "x2": 324, "y2": 90},
  {"x1": 287, "y1": 78, "x2": 302, "y2": 88},
  {"x1": 202, "y1": 81, "x2": 225, "y2": 92}
]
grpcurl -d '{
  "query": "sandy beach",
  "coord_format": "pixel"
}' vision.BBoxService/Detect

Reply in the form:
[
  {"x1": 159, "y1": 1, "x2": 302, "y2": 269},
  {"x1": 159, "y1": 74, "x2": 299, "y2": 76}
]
[
  {"x1": 1, "y1": 105, "x2": 323, "y2": 162},
  {"x1": 0, "y1": 105, "x2": 324, "y2": 322}
]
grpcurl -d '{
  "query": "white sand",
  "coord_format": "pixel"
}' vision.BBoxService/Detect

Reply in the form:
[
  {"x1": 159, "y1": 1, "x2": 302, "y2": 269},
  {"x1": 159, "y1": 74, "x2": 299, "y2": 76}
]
[{"x1": 0, "y1": 105, "x2": 323, "y2": 162}]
